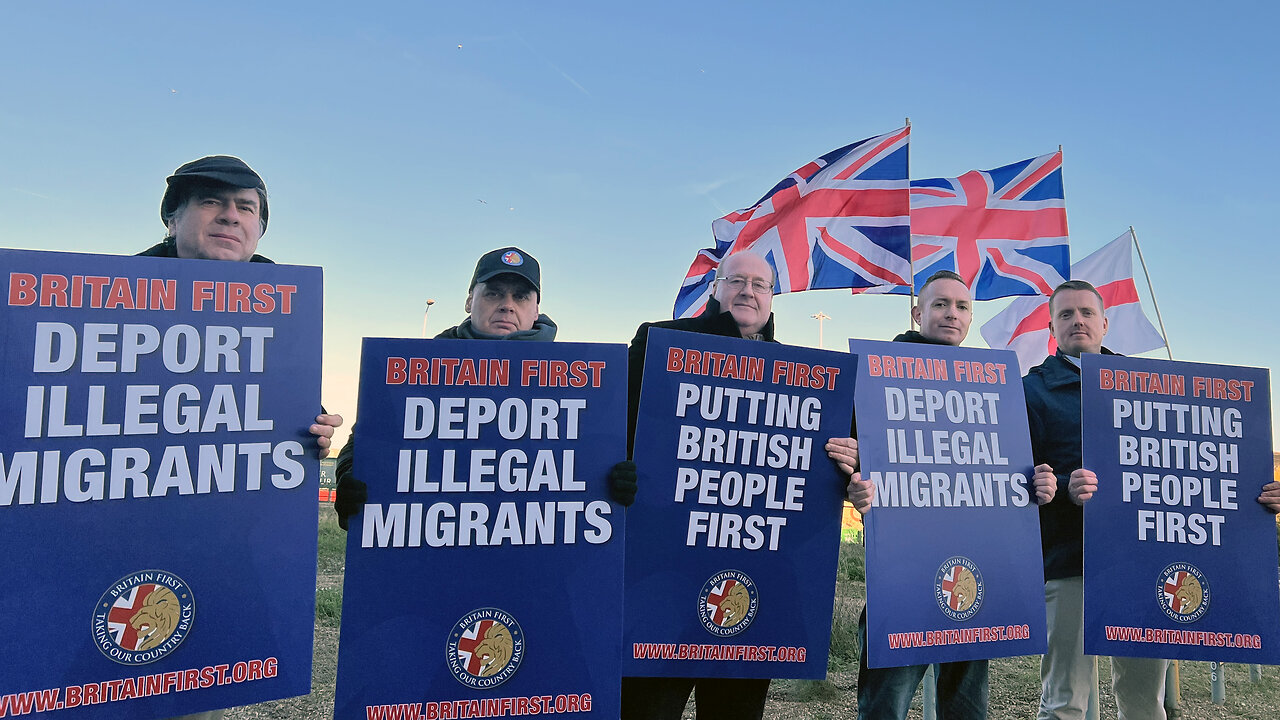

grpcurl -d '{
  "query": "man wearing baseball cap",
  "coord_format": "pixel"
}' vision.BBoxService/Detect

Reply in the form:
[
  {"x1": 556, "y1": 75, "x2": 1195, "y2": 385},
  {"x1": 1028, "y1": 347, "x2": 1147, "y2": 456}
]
[
  {"x1": 334, "y1": 246, "x2": 636, "y2": 529},
  {"x1": 434, "y1": 245, "x2": 557, "y2": 340}
]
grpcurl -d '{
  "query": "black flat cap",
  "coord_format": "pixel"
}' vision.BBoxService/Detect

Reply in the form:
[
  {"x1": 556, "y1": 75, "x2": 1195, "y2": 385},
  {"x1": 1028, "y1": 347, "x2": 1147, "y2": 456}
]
[{"x1": 161, "y1": 155, "x2": 268, "y2": 231}]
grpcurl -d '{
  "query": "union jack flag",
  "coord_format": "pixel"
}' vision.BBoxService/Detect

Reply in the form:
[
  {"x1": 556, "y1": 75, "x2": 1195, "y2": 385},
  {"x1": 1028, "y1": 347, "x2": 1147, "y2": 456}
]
[
  {"x1": 106, "y1": 583, "x2": 161, "y2": 650},
  {"x1": 907, "y1": 151, "x2": 1070, "y2": 300},
  {"x1": 673, "y1": 127, "x2": 911, "y2": 319},
  {"x1": 940, "y1": 566, "x2": 971, "y2": 611},
  {"x1": 1163, "y1": 571, "x2": 1193, "y2": 613}
]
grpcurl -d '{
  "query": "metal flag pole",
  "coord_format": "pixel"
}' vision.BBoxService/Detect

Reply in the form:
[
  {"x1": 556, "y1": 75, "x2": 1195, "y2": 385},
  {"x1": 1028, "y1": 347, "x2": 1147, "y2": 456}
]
[
  {"x1": 906, "y1": 116, "x2": 917, "y2": 328},
  {"x1": 1129, "y1": 226, "x2": 1173, "y2": 359}
]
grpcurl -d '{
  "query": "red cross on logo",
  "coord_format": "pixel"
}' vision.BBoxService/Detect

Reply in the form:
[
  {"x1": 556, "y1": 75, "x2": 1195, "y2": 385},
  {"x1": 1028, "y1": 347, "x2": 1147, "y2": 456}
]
[{"x1": 706, "y1": 580, "x2": 738, "y2": 626}]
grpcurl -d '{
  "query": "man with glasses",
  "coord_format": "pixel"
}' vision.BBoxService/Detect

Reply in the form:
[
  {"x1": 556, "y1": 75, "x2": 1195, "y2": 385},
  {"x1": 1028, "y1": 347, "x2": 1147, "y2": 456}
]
[{"x1": 620, "y1": 250, "x2": 858, "y2": 720}]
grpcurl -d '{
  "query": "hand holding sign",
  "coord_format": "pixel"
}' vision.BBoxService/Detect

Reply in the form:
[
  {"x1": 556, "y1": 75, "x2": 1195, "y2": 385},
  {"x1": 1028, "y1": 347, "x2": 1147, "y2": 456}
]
[
  {"x1": 1259, "y1": 481, "x2": 1280, "y2": 513},
  {"x1": 1068, "y1": 468, "x2": 1098, "y2": 505},
  {"x1": 824, "y1": 437, "x2": 859, "y2": 476},
  {"x1": 845, "y1": 472, "x2": 874, "y2": 514},
  {"x1": 312, "y1": 412, "x2": 344, "y2": 458},
  {"x1": 1031, "y1": 464, "x2": 1057, "y2": 504}
]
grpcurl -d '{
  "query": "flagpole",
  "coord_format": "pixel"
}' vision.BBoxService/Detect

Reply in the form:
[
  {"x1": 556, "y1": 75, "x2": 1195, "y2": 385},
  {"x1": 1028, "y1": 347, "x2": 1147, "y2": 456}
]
[
  {"x1": 906, "y1": 117, "x2": 917, "y2": 328},
  {"x1": 1129, "y1": 226, "x2": 1173, "y2": 360}
]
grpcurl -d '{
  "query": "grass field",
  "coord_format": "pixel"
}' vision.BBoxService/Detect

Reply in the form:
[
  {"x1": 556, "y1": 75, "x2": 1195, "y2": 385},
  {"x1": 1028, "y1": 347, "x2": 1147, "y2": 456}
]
[{"x1": 229, "y1": 508, "x2": 1280, "y2": 719}]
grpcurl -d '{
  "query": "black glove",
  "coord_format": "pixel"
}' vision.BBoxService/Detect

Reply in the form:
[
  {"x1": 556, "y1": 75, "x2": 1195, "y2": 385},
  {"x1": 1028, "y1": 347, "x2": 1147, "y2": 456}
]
[
  {"x1": 608, "y1": 461, "x2": 637, "y2": 507},
  {"x1": 334, "y1": 476, "x2": 368, "y2": 531}
]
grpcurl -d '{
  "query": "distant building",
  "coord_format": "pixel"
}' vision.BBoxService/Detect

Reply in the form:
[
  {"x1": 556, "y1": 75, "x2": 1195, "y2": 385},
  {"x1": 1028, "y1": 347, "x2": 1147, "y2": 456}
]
[{"x1": 320, "y1": 458, "x2": 336, "y2": 490}]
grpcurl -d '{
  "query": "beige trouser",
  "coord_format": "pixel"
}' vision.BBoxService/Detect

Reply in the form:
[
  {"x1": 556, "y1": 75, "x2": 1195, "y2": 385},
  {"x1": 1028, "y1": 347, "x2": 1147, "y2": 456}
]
[{"x1": 1039, "y1": 577, "x2": 1169, "y2": 720}]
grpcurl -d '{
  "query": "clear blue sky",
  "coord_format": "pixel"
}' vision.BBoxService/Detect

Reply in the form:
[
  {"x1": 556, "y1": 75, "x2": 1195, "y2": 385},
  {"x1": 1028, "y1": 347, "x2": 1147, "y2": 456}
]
[{"x1": 3, "y1": 1, "x2": 1276, "y2": 449}]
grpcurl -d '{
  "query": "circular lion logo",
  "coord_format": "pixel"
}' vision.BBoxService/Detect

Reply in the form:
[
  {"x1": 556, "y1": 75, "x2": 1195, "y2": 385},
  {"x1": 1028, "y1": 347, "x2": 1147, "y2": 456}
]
[
  {"x1": 446, "y1": 608, "x2": 525, "y2": 689},
  {"x1": 698, "y1": 570, "x2": 758, "y2": 637},
  {"x1": 92, "y1": 570, "x2": 194, "y2": 665},
  {"x1": 935, "y1": 557, "x2": 984, "y2": 622},
  {"x1": 1159, "y1": 563, "x2": 1209, "y2": 623}
]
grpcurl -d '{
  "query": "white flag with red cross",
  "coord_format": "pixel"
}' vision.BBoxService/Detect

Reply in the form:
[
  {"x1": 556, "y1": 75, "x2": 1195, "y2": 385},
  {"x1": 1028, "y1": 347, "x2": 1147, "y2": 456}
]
[{"x1": 980, "y1": 229, "x2": 1166, "y2": 374}]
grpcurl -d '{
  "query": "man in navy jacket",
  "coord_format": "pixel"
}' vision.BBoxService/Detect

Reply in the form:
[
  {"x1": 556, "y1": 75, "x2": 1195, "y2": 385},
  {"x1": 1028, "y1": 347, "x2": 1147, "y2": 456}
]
[{"x1": 1026, "y1": 280, "x2": 1167, "y2": 720}]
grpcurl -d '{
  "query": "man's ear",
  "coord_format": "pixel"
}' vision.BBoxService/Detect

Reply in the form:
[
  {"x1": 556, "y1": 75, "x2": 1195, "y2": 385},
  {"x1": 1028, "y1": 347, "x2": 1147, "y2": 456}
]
[{"x1": 464, "y1": 291, "x2": 473, "y2": 314}]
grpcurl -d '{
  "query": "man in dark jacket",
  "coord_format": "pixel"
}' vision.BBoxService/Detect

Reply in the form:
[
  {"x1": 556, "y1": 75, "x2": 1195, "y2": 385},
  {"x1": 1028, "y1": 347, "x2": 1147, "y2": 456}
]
[
  {"x1": 334, "y1": 246, "x2": 635, "y2": 529},
  {"x1": 138, "y1": 157, "x2": 341, "y2": 720},
  {"x1": 845, "y1": 270, "x2": 1055, "y2": 720},
  {"x1": 1026, "y1": 279, "x2": 1167, "y2": 720},
  {"x1": 620, "y1": 251, "x2": 857, "y2": 720},
  {"x1": 138, "y1": 156, "x2": 343, "y2": 463}
]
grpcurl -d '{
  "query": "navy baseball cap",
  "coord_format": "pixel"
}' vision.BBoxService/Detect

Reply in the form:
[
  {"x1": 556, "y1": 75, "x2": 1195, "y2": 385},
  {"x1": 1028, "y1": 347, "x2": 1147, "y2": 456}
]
[
  {"x1": 160, "y1": 155, "x2": 268, "y2": 231},
  {"x1": 470, "y1": 247, "x2": 541, "y2": 294}
]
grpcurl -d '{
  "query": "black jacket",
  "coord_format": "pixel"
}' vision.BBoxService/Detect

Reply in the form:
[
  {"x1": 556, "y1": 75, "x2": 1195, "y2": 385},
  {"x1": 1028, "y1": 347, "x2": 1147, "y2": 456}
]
[
  {"x1": 625, "y1": 297, "x2": 777, "y2": 458},
  {"x1": 1024, "y1": 348, "x2": 1118, "y2": 580},
  {"x1": 137, "y1": 238, "x2": 274, "y2": 264},
  {"x1": 891, "y1": 329, "x2": 951, "y2": 346}
]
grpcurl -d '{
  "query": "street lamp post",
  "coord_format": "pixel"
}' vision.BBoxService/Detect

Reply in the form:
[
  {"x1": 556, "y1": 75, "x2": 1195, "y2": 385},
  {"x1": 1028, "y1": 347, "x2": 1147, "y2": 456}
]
[
  {"x1": 421, "y1": 299, "x2": 436, "y2": 338},
  {"x1": 811, "y1": 311, "x2": 831, "y2": 349}
]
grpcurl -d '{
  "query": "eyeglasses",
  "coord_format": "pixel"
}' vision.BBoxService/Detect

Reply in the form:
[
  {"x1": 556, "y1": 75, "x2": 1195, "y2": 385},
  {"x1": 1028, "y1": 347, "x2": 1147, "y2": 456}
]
[{"x1": 716, "y1": 275, "x2": 774, "y2": 294}]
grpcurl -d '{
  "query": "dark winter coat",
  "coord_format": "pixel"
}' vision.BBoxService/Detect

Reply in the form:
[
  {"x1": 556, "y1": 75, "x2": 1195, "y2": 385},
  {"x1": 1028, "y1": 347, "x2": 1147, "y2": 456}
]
[
  {"x1": 1024, "y1": 348, "x2": 1118, "y2": 580},
  {"x1": 137, "y1": 238, "x2": 274, "y2": 263},
  {"x1": 625, "y1": 297, "x2": 776, "y2": 458}
]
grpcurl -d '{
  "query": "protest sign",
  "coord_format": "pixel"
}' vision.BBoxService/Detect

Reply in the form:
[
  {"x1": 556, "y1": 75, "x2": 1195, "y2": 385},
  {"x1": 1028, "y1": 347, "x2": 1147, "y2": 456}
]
[
  {"x1": 851, "y1": 339, "x2": 1046, "y2": 668},
  {"x1": 623, "y1": 328, "x2": 855, "y2": 680},
  {"x1": 1082, "y1": 354, "x2": 1279, "y2": 662},
  {"x1": 0, "y1": 249, "x2": 322, "y2": 717},
  {"x1": 334, "y1": 338, "x2": 627, "y2": 719}
]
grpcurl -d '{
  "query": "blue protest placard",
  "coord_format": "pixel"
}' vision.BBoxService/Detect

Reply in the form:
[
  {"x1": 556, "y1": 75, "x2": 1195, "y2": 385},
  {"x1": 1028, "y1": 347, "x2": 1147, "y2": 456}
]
[
  {"x1": 334, "y1": 338, "x2": 627, "y2": 720},
  {"x1": 1081, "y1": 354, "x2": 1279, "y2": 662},
  {"x1": 850, "y1": 338, "x2": 1046, "y2": 668},
  {"x1": 0, "y1": 248, "x2": 322, "y2": 717},
  {"x1": 623, "y1": 328, "x2": 855, "y2": 680}
]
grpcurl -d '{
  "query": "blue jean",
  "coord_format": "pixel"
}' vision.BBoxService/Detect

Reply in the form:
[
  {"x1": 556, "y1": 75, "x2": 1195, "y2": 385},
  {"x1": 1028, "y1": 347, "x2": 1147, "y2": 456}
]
[{"x1": 858, "y1": 608, "x2": 988, "y2": 720}]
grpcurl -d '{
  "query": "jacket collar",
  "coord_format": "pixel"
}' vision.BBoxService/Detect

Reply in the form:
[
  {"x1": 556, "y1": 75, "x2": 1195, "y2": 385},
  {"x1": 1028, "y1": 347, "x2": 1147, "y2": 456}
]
[{"x1": 1039, "y1": 347, "x2": 1118, "y2": 390}]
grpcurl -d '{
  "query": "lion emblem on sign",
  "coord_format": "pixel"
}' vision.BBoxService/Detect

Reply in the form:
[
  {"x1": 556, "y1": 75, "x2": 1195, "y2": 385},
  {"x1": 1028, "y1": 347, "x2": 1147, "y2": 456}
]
[
  {"x1": 446, "y1": 608, "x2": 524, "y2": 688},
  {"x1": 471, "y1": 621, "x2": 514, "y2": 677},
  {"x1": 130, "y1": 586, "x2": 181, "y2": 651},
  {"x1": 935, "y1": 557, "x2": 984, "y2": 621},
  {"x1": 717, "y1": 582, "x2": 752, "y2": 627},
  {"x1": 699, "y1": 570, "x2": 759, "y2": 637},
  {"x1": 1159, "y1": 563, "x2": 1209, "y2": 623}
]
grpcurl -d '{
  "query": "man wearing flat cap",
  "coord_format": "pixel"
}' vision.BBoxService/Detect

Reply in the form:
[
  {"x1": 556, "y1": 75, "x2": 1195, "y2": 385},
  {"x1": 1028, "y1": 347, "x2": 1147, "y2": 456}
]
[
  {"x1": 334, "y1": 246, "x2": 636, "y2": 529},
  {"x1": 137, "y1": 156, "x2": 340, "y2": 720},
  {"x1": 138, "y1": 156, "x2": 342, "y2": 462},
  {"x1": 142, "y1": 155, "x2": 273, "y2": 263}
]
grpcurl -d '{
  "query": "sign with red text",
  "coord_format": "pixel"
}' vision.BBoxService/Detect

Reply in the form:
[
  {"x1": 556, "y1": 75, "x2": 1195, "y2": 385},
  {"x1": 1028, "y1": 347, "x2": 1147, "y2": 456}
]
[
  {"x1": 850, "y1": 338, "x2": 1046, "y2": 668},
  {"x1": 623, "y1": 328, "x2": 855, "y2": 679},
  {"x1": 334, "y1": 338, "x2": 627, "y2": 719},
  {"x1": 0, "y1": 248, "x2": 322, "y2": 718},
  {"x1": 1082, "y1": 354, "x2": 1279, "y2": 662}
]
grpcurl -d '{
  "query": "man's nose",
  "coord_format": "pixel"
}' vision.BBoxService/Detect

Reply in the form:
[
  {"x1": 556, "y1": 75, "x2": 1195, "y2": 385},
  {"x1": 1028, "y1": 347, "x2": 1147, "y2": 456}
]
[{"x1": 215, "y1": 204, "x2": 242, "y2": 224}]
